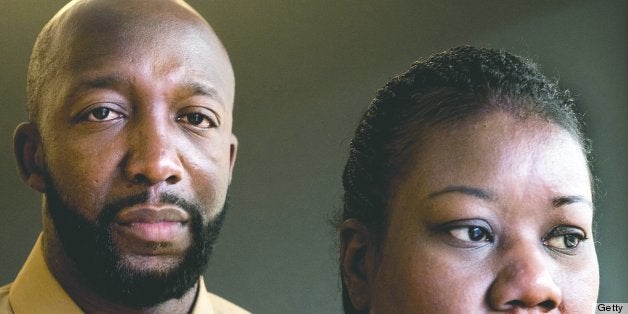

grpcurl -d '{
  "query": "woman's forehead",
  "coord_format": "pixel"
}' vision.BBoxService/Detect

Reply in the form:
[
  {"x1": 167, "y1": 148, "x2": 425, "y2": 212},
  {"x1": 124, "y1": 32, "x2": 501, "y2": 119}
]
[{"x1": 394, "y1": 111, "x2": 592, "y2": 203}]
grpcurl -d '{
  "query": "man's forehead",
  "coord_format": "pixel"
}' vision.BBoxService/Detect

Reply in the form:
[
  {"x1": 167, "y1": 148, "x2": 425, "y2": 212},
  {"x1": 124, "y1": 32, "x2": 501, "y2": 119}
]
[
  {"x1": 64, "y1": 19, "x2": 222, "y2": 70},
  {"x1": 42, "y1": 0, "x2": 234, "y2": 107},
  {"x1": 59, "y1": 0, "x2": 215, "y2": 47}
]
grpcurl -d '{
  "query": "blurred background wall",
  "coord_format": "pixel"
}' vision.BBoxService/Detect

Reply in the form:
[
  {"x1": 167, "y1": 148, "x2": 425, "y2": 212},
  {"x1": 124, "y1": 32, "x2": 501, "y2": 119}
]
[{"x1": 1, "y1": 1, "x2": 626, "y2": 312}]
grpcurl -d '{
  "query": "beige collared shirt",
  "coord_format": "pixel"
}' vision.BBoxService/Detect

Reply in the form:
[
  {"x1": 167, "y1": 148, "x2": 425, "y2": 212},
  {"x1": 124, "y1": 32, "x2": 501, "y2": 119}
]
[{"x1": 0, "y1": 235, "x2": 249, "y2": 313}]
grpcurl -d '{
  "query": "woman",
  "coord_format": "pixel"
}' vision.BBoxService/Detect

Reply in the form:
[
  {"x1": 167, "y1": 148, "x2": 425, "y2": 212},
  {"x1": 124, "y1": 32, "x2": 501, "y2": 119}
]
[{"x1": 339, "y1": 46, "x2": 599, "y2": 313}]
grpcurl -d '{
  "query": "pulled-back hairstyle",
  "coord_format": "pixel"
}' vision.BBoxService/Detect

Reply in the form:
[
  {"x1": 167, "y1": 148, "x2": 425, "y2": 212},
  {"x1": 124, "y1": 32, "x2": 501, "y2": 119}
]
[{"x1": 339, "y1": 46, "x2": 589, "y2": 313}]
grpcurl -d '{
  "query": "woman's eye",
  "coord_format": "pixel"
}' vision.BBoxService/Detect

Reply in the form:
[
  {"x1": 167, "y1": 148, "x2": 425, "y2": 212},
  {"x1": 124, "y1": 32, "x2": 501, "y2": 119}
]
[
  {"x1": 85, "y1": 107, "x2": 123, "y2": 122},
  {"x1": 177, "y1": 112, "x2": 216, "y2": 128},
  {"x1": 544, "y1": 227, "x2": 586, "y2": 251},
  {"x1": 449, "y1": 226, "x2": 493, "y2": 242},
  {"x1": 545, "y1": 235, "x2": 581, "y2": 249}
]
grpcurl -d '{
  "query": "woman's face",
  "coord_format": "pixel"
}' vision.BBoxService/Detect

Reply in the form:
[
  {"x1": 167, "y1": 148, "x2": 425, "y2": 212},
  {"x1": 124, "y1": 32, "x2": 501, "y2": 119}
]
[{"x1": 362, "y1": 112, "x2": 599, "y2": 313}]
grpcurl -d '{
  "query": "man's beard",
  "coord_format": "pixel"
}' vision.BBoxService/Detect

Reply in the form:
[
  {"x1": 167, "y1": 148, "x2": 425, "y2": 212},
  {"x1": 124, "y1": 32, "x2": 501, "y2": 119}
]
[{"x1": 44, "y1": 177, "x2": 227, "y2": 308}]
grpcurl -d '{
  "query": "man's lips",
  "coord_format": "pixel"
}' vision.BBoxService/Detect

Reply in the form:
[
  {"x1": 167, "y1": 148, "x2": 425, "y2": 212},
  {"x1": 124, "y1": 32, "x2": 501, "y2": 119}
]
[
  {"x1": 114, "y1": 206, "x2": 190, "y2": 243},
  {"x1": 116, "y1": 206, "x2": 189, "y2": 224}
]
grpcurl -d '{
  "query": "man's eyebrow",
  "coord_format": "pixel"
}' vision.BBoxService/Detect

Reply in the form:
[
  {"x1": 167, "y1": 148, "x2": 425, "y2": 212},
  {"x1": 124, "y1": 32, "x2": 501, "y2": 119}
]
[
  {"x1": 428, "y1": 185, "x2": 496, "y2": 201},
  {"x1": 80, "y1": 75, "x2": 126, "y2": 89},
  {"x1": 66, "y1": 75, "x2": 127, "y2": 103},
  {"x1": 552, "y1": 195, "x2": 593, "y2": 208},
  {"x1": 181, "y1": 81, "x2": 221, "y2": 102}
]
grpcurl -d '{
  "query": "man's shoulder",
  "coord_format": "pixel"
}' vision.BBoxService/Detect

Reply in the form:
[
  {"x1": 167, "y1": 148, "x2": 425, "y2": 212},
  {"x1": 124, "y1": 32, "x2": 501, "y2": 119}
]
[
  {"x1": 0, "y1": 282, "x2": 10, "y2": 295},
  {"x1": 0, "y1": 282, "x2": 14, "y2": 313},
  {"x1": 201, "y1": 290, "x2": 250, "y2": 314},
  {"x1": 195, "y1": 278, "x2": 249, "y2": 314}
]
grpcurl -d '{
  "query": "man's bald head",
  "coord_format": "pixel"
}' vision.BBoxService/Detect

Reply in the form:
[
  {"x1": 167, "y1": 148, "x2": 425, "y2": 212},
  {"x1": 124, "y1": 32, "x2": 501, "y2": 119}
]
[{"x1": 27, "y1": 0, "x2": 234, "y2": 128}]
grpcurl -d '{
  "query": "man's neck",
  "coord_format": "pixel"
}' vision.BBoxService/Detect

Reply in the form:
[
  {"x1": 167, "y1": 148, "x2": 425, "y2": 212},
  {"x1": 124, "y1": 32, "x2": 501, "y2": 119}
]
[{"x1": 42, "y1": 218, "x2": 199, "y2": 314}]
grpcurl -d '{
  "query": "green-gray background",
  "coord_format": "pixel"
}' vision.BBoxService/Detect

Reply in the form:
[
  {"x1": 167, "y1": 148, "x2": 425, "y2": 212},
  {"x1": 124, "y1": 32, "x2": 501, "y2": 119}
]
[{"x1": 1, "y1": 1, "x2": 626, "y2": 312}]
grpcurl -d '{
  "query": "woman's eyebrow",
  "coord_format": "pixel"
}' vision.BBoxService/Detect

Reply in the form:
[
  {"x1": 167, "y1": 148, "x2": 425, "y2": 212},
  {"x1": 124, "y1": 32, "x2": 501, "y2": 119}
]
[
  {"x1": 428, "y1": 185, "x2": 496, "y2": 201},
  {"x1": 428, "y1": 187, "x2": 593, "y2": 210},
  {"x1": 552, "y1": 195, "x2": 593, "y2": 208}
]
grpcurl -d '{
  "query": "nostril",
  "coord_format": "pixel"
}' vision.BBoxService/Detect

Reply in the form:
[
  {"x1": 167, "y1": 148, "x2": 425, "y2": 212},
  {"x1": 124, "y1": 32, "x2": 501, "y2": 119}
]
[
  {"x1": 132, "y1": 174, "x2": 150, "y2": 185},
  {"x1": 165, "y1": 175, "x2": 180, "y2": 185},
  {"x1": 506, "y1": 299, "x2": 557, "y2": 311},
  {"x1": 506, "y1": 300, "x2": 526, "y2": 308},
  {"x1": 538, "y1": 300, "x2": 557, "y2": 310}
]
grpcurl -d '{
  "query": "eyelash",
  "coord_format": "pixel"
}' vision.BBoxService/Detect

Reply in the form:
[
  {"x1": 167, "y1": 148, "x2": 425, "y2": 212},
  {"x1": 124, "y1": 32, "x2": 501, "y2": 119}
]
[
  {"x1": 543, "y1": 226, "x2": 587, "y2": 254},
  {"x1": 442, "y1": 221, "x2": 587, "y2": 254},
  {"x1": 176, "y1": 112, "x2": 218, "y2": 129},
  {"x1": 81, "y1": 106, "x2": 125, "y2": 122},
  {"x1": 78, "y1": 106, "x2": 218, "y2": 129},
  {"x1": 441, "y1": 220, "x2": 494, "y2": 249}
]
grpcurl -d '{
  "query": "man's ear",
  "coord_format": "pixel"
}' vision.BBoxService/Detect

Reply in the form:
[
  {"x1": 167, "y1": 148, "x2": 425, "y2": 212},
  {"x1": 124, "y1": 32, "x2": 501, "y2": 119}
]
[
  {"x1": 340, "y1": 218, "x2": 373, "y2": 311},
  {"x1": 228, "y1": 133, "x2": 238, "y2": 183},
  {"x1": 14, "y1": 122, "x2": 47, "y2": 193}
]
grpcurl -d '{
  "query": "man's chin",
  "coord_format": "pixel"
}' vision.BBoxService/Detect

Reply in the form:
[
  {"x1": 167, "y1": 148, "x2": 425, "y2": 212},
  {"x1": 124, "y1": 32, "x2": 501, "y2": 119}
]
[
  {"x1": 44, "y1": 181, "x2": 229, "y2": 307},
  {"x1": 121, "y1": 254, "x2": 186, "y2": 273},
  {"x1": 111, "y1": 222, "x2": 194, "y2": 257}
]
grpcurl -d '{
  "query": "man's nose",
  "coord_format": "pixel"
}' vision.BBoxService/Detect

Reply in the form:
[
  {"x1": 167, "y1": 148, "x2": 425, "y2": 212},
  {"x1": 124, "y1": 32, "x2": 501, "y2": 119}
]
[
  {"x1": 488, "y1": 243, "x2": 563, "y2": 312},
  {"x1": 123, "y1": 119, "x2": 183, "y2": 186}
]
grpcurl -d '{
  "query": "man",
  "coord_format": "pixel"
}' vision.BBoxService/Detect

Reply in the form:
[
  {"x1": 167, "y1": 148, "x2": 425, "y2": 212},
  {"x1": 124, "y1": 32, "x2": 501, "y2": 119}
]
[{"x1": 0, "y1": 0, "x2": 247, "y2": 312}]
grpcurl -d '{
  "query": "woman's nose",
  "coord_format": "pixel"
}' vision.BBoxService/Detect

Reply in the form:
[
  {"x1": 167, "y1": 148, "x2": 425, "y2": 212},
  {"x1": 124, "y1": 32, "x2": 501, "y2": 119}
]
[{"x1": 488, "y1": 246, "x2": 563, "y2": 311}]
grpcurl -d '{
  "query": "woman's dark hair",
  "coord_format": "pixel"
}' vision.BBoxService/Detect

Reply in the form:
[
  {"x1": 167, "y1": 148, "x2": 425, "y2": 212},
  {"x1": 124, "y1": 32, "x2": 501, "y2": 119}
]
[{"x1": 339, "y1": 46, "x2": 589, "y2": 313}]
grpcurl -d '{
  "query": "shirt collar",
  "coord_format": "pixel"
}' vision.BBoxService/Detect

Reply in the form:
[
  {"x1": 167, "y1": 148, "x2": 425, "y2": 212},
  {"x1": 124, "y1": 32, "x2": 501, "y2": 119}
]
[
  {"x1": 191, "y1": 278, "x2": 215, "y2": 314},
  {"x1": 9, "y1": 234, "x2": 83, "y2": 313}
]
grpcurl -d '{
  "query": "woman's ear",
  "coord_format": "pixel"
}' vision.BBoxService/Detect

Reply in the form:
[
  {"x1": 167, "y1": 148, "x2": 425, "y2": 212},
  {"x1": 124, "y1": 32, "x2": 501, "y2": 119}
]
[
  {"x1": 14, "y1": 122, "x2": 47, "y2": 193},
  {"x1": 340, "y1": 218, "x2": 373, "y2": 311}
]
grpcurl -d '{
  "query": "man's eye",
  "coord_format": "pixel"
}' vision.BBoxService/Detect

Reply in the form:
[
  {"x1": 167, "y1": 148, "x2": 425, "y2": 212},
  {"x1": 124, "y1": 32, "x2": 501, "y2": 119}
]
[
  {"x1": 177, "y1": 113, "x2": 216, "y2": 128},
  {"x1": 544, "y1": 227, "x2": 586, "y2": 251},
  {"x1": 449, "y1": 226, "x2": 493, "y2": 242},
  {"x1": 86, "y1": 107, "x2": 123, "y2": 122}
]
